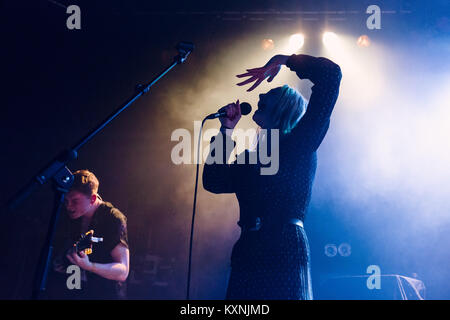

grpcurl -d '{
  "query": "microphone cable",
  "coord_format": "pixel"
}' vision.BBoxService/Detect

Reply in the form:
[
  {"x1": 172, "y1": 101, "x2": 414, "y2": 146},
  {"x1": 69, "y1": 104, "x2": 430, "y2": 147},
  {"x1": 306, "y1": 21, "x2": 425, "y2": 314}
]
[
  {"x1": 186, "y1": 103, "x2": 250, "y2": 299},
  {"x1": 186, "y1": 116, "x2": 207, "y2": 300}
]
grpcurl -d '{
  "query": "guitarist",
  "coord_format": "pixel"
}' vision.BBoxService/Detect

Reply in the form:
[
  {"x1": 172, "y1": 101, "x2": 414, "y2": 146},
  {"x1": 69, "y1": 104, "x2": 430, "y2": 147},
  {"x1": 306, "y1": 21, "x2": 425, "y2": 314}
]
[{"x1": 50, "y1": 169, "x2": 129, "y2": 299}]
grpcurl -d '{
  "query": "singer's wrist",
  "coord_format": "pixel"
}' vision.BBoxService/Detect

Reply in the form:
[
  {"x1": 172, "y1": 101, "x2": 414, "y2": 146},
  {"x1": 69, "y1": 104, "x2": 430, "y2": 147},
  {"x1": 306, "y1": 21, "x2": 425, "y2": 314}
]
[
  {"x1": 270, "y1": 54, "x2": 289, "y2": 66},
  {"x1": 220, "y1": 125, "x2": 233, "y2": 136}
]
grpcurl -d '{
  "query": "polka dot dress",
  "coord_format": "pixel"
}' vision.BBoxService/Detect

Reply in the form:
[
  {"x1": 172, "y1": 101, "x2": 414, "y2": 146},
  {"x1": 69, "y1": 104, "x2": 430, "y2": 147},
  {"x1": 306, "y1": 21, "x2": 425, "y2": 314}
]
[{"x1": 203, "y1": 54, "x2": 342, "y2": 300}]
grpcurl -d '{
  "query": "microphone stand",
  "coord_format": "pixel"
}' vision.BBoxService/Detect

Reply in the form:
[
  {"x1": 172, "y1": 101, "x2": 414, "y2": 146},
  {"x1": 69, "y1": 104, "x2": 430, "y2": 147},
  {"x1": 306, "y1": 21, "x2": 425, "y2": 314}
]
[{"x1": 5, "y1": 41, "x2": 194, "y2": 300}]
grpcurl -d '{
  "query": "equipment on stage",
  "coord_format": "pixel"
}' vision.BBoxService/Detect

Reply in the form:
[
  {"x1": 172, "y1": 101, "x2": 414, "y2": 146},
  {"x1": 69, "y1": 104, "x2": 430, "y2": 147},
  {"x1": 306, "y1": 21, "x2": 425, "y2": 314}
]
[
  {"x1": 317, "y1": 274, "x2": 426, "y2": 300},
  {"x1": 205, "y1": 102, "x2": 252, "y2": 119},
  {"x1": 6, "y1": 41, "x2": 194, "y2": 299}
]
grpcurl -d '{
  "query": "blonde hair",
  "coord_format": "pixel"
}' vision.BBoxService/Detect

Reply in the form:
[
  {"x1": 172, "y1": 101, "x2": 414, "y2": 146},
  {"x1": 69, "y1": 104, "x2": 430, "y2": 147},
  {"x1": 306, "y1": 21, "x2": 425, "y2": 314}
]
[{"x1": 270, "y1": 85, "x2": 307, "y2": 135}]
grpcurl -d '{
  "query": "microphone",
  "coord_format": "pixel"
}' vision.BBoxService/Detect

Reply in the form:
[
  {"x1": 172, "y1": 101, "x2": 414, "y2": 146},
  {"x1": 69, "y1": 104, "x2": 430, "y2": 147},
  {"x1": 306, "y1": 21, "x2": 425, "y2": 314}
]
[{"x1": 206, "y1": 102, "x2": 252, "y2": 120}]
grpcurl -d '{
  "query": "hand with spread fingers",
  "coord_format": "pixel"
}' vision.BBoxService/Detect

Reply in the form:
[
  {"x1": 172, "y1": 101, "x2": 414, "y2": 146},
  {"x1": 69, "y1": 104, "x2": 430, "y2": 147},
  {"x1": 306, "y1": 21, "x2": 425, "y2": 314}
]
[{"x1": 236, "y1": 54, "x2": 290, "y2": 91}]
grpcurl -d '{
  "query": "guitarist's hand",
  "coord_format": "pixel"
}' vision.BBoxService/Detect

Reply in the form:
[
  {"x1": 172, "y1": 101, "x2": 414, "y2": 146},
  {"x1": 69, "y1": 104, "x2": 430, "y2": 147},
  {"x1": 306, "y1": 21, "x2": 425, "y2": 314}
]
[{"x1": 66, "y1": 250, "x2": 93, "y2": 272}]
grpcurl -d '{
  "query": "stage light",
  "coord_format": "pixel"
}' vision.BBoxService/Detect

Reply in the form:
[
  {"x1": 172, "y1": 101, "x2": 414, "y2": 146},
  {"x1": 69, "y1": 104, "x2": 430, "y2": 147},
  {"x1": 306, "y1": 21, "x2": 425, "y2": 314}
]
[
  {"x1": 261, "y1": 38, "x2": 274, "y2": 51},
  {"x1": 288, "y1": 33, "x2": 304, "y2": 52},
  {"x1": 322, "y1": 31, "x2": 339, "y2": 48},
  {"x1": 357, "y1": 35, "x2": 371, "y2": 47},
  {"x1": 324, "y1": 244, "x2": 338, "y2": 257},
  {"x1": 338, "y1": 243, "x2": 352, "y2": 257}
]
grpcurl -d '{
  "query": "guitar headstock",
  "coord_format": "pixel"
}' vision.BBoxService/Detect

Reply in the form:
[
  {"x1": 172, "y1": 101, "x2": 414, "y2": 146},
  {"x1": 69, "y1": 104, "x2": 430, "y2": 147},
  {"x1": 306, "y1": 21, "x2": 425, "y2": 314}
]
[{"x1": 73, "y1": 230, "x2": 103, "y2": 255}]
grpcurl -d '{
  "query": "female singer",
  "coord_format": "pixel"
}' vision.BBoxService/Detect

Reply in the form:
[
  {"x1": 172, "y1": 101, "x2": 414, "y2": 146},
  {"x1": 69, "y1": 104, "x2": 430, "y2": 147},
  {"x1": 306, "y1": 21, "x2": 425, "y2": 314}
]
[{"x1": 203, "y1": 54, "x2": 342, "y2": 299}]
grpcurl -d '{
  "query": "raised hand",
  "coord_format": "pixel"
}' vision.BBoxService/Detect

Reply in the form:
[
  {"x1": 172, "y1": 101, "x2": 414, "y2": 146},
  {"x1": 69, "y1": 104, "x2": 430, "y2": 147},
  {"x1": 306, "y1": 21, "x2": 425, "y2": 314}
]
[{"x1": 236, "y1": 55, "x2": 289, "y2": 92}]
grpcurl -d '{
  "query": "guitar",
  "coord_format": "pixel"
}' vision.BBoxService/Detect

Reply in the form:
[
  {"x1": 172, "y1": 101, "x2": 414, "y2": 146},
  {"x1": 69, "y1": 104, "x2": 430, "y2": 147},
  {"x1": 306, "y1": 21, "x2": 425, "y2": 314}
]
[
  {"x1": 72, "y1": 230, "x2": 103, "y2": 255},
  {"x1": 50, "y1": 230, "x2": 104, "y2": 295}
]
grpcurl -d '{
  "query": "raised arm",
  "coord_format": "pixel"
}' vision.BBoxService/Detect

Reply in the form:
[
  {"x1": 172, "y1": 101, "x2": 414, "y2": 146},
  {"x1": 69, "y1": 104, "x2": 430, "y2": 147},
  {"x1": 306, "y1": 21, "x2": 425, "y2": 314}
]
[
  {"x1": 286, "y1": 54, "x2": 342, "y2": 151},
  {"x1": 236, "y1": 54, "x2": 342, "y2": 151},
  {"x1": 236, "y1": 53, "x2": 341, "y2": 92}
]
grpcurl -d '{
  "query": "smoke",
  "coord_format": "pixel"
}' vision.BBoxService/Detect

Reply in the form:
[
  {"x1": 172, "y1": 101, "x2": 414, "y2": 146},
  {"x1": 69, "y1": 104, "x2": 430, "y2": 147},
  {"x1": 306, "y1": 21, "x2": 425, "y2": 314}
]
[
  {"x1": 309, "y1": 33, "x2": 450, "y2": 298},
  {"x1": 120, "y1": 24, "x2": 450, "y2": 298}
]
